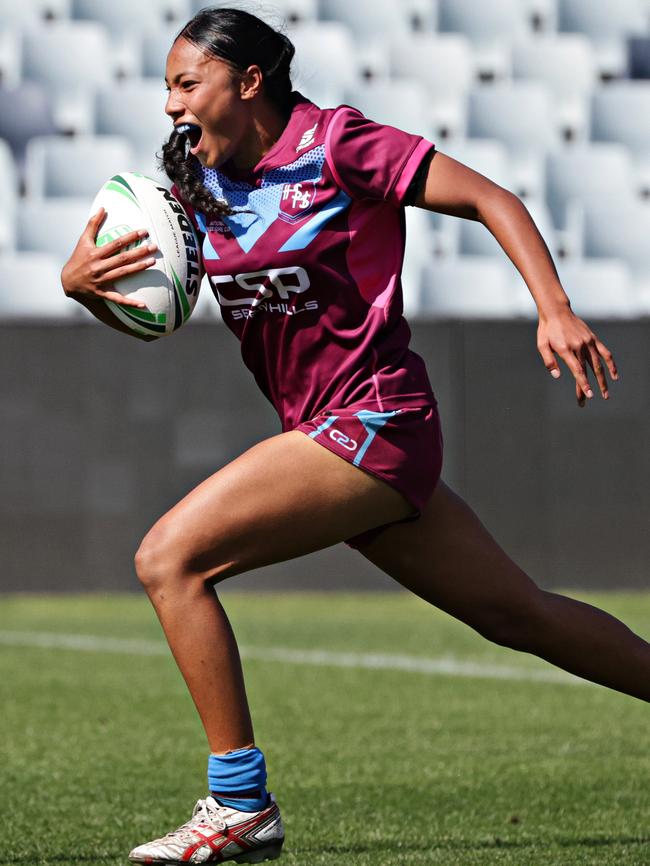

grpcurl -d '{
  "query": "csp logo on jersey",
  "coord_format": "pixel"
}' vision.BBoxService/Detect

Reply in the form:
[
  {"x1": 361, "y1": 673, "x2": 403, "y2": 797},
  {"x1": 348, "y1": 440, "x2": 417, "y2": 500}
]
[{"x1": 279, "y1": 181, "x2": 317, "y2": 222}]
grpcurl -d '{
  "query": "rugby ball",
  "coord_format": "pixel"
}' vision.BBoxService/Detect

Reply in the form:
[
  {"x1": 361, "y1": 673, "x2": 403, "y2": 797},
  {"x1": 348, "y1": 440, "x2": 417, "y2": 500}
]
[{"x1": 89, "y1": 172, "x2": 202, "y2": 338}]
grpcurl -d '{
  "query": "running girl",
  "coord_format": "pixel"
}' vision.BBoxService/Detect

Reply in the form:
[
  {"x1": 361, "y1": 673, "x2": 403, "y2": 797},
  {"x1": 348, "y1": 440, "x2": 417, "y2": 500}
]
[{"x1": 60, "y1": 8, "x2": 649, "y2": 864}]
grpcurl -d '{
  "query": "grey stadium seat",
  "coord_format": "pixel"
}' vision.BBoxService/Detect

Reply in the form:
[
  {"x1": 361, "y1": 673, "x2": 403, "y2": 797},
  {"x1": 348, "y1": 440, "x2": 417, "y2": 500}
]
[
  {"x1": 583, "y1": 199, "x2": 650, "y2": 279},
  {"x1": 467, "y1": 82, "x2": 555, "y2": 198},
  {"x1": 141, "y1": 25, "x2": 183, "y2": 78},
  {"x1": 0, "y1": 0, "x2": 71, "y2": 27},
  {"x1": 512, "y1": 35, "x2": 598, "y2": 142},
  {"x1": 628, "y1": 36, "x2": 650, "y2": 78},
  {"x1": 438, "y1": 0, "x2": 528, "y2": 78},
  {"x1": 0, "y1": 139, "x2": 18, "y2": 253},
  {"x1": 403, "y1": 206, "x2": 436, "y2": 317},
  {"x1": 71, "y1": 0, "x2": 191, "y2": 35},
  {"x1": 468, "y1": 82, "x2": 556, "y2": 152},
  {"x1": 420, "y1": 257, "x2": 520, "y2": 318},
  {"x1": 0, "y1": 29, "x2": 22, "y2": 91},
  {"x1": 591, "y1": 82, "x2": 650, "y2": 164},
  {"x1": 22, "y1": 22, "x2": 113, "y2": 133},
  {"x1": 95, "y1": 79, "x2": 173, "y2": 181},
  {"x1": 16, "y1": 198, "x2": 93, "y2": 267},
  {"x1": 558, "y1": 0, "x2": 648, "y2": 78},
  {"x1": 442, "y1": 138, "x2": 513, "y2": 190},
  {"x1": 439, "y1": 0, "x2": 528, "y2": 41},
  {"x1": 0, "y1": 252, "x2": 76, "y2": 319},
  {"x1": 23, "y1": 135, "x2": 136, "y2": 199},
  {"x1": 193, "y1": 0, "x2": 318, "y2": 26},
  {"x1": 22, "y1": 21, "x2": 112, "y2": 91},
  {"x1": 389, "y1": 34, "x2": 474, "y2": 141},
  {"x1": 545, "y1": 144, "x2": 635, "y2": 229},
  {"x1": 343, "y1": 80, "x2": 436, "y2": 141},
  {"x1": 319, "y1": 0, "x2": 413, "y2": 44},
  {"x1": 0, "y1": 82, "x2": 58, "y2": 175},
  {"x1": 557, "y1": 259, "x2": 639, "y2": 319},
  {"x1": 287, "y1": 23, "x2": 356, "y2": 107}
]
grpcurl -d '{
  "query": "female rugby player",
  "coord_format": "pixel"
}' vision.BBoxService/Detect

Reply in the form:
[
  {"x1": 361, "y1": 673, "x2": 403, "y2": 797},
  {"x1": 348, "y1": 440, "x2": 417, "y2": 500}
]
[{"x1": 61, "y1": 8, "x2": 650, "y2": 864}]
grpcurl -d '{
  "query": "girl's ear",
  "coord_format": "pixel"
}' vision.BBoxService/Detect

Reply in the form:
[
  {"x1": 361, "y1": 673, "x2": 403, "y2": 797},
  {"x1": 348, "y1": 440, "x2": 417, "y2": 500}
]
[{"x1": 240, "y1": 65, "x2": 264, "y2": 100}]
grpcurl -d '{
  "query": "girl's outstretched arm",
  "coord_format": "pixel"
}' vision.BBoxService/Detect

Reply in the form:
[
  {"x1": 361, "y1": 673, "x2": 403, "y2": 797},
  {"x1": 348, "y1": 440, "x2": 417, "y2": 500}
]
[{"x1": 414, "y1": 151, "x2": 619, "y2": 406}]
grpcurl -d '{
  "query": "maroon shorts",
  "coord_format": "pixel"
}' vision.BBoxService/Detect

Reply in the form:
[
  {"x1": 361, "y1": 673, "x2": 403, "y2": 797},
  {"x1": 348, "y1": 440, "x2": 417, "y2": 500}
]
[{"x1": 295, "y1": 403, "x2": 443, "y2": 549}]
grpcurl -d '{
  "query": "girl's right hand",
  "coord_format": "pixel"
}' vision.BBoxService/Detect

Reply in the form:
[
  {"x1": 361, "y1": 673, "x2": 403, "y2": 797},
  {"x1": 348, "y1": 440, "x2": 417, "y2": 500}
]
[{"x1": 61, "y1": 207, "x2": 158, "y2": 309}]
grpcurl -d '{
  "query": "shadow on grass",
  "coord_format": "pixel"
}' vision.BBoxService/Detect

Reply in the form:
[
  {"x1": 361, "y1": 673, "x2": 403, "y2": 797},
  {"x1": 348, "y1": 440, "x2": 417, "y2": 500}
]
[
  {"x1": 0, "y1": 856, "x2": 119, "y2": 864},
  {"x1": 300, "y1": 834, "x2": 650, "y2": 856}
]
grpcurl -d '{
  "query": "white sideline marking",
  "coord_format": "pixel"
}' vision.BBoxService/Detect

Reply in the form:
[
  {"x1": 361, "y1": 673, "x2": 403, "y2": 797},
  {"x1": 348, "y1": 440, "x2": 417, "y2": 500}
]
[{"x1": 0, "y1": 630, "x2": 588, "y2": 686}]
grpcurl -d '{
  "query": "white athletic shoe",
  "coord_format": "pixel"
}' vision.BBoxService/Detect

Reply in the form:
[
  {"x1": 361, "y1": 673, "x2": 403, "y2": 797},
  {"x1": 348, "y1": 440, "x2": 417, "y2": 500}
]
[{"x1": 128, "y1": 794, "x2": 284, "y2": 864}]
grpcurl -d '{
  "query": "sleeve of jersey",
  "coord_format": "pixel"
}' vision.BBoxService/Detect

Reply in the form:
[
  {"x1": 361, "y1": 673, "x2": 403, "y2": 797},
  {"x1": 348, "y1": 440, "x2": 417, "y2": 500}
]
[{"x1": 325, "y1": 106, "x2": 435, "y2": 207}]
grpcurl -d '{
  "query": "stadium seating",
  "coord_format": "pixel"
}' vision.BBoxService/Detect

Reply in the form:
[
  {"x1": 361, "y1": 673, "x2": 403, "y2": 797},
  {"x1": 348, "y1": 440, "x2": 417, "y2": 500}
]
[
  {"x1": 420, "y1": 257, "x2": 521, "y2": 318},
  {"x1": 287, "y1": 22, "x2": 356, "y2": 106},
  {"x1": 521, "y1": 0, "x2": 558, "y2": 33},
  {"x1": 627, "y1": 36, "x2": 650, "y2": 78},
  {"x1": 556, "y1": 259, "x2": 640, "y2": 319},
  {"x1": 0, "y1": 139, "x2": 17, "y2": 253},
  {"x1": 200, "y1": 0, "x2": 319, "y2": 26},
  {"x1": 22, "y1": 21, "x2": 112, "y2": 90},
  {"x1": 558, "y1": 0, "x2": 648, "y2": 77},
  {"x1": 0, "y1": 29, "x2": 23, "y2": 89},
  {"x1": 343, "y1": 80, "x2": 435, "y2": 140},
  {"x1": 1, "y1": 0, "x2": 650, "y2": 321},
  {"x1": 438, "y1": 0, "x2": 528, "y2": 78},
  {"x1": 141, "y1": 26, "x2": 183, "y2": 78},
  {"x1": 467, "y1": 82, "x2": 555, "y2": 198},
  {"x1": 0, "y1": 0, "x2": 71, "y2": 26},
  {"x1": 16, "y1": 198, "x2": 92, "y2": 266},
  {"x1": 22, "y1": 22, "x2": 113, "y2": 133},
  {"x1": 95, "y1": 80, "x2": 173, "y2": 182},
  {"x1": 0, "y1": 252, "x2": 75, "y2": 319},
  {"x1": 389, "y1": 34, "x2": 474, "y2": 141},
  {"x1": 545, "y1": 144, "x2": 635, "y2": 230},
  {"x1": 319, "y1": 0, "x2": 415, "y2": 44},
  {"x1": 0, "y1": 82, "x2": 58, "y2": 175},
  {"x1": 403, "y1": 206, "x2": 436, "y2": 316},
  {"x1": 583, "y1": 199, "x2": 650, "y2": 278},
  {"x1": 591, "y1": 83, "x2": 650, "y2": 191},
  {"x1": 72, "y1": 0, "x2": 191, "y2": 33},
  {"x1": 24, "y1": 135, "x2": 136, "y2": 198},
  {"x1": 511, "y1": 35, "x2": 597, "y2": 142},
  {"x1": 442, "y1": 138, "x2": 513, "y2": 189}
]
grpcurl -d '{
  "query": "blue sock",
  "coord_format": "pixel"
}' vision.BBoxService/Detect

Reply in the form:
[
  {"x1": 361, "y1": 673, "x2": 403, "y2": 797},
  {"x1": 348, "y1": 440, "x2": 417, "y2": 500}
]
[{"x1": 208, "y1": 747, "x2": 269, "y2": 812}]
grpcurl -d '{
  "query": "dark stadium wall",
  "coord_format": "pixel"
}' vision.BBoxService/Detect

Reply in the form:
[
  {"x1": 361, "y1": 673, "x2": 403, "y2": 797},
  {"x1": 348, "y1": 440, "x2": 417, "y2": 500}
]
[{"x1": 1, "y1": 319, "x2": 648, "y2": 592}]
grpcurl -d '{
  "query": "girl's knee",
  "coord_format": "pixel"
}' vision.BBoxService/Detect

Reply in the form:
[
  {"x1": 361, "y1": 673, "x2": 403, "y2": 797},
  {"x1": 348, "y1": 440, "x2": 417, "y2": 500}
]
[
  {"x1": 134, "y1": 518, "x2": 239, "y2": 596},
  {"x1": 135, "y1": 519, "x2": 195, "y2": 595}
]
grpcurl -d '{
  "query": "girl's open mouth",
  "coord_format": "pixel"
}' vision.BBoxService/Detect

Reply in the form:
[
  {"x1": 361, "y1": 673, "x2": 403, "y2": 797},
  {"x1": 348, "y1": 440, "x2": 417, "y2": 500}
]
[{"x1": 175, "y1": 123, "x2": 203, "y2": 155}]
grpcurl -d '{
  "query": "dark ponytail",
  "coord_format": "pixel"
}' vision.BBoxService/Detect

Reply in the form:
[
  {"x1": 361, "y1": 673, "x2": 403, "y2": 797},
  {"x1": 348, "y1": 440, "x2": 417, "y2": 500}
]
[{"x1": 160, "y1": 8, "x2": 295, "y2": 220}]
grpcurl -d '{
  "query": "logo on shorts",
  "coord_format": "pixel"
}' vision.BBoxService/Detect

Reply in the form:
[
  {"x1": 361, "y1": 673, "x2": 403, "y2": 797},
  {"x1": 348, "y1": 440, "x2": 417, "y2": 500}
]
[{"x1": 329, "y1": 429, "x2": 358, "y2": 451}]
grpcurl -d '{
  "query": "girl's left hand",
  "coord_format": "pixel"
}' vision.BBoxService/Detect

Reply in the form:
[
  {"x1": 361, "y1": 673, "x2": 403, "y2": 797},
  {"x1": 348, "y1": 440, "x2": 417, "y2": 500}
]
[{"x1": 536, "y1": 306, "x2": 619, "y2": 407}]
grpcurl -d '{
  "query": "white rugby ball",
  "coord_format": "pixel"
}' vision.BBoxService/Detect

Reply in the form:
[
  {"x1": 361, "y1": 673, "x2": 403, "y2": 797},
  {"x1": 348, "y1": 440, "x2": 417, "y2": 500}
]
[{"x1": 89, "y1": 172, "x2": 203, "y2": 338}]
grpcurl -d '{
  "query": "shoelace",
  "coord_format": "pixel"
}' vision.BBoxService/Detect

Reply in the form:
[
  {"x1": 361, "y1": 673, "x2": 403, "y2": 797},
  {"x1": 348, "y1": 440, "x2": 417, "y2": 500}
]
[{"x1": 170, "y1": 799, "x2": 228, "y2": 838}]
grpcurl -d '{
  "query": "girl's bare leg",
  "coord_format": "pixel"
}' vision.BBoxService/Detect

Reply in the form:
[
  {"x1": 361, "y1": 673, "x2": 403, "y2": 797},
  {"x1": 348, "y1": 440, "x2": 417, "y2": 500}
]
[
  {"x1": 359, "y1": 479, "x2": 650, "y2": 701},
  {"x1": 134, "y1": 431, "x2": 415, "y2": 753}
]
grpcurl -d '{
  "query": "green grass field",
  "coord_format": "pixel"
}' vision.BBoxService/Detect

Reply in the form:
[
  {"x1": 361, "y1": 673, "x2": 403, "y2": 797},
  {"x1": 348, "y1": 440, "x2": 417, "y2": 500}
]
[{"x1": 1, "y1": 591, "x2": 649, "y2": 866}]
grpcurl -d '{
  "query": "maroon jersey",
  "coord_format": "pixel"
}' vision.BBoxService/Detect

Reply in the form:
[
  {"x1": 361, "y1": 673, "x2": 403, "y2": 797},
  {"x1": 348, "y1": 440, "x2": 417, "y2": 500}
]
[{"x1": 172, "y1": 91, "x2": 436, "y2": 432}]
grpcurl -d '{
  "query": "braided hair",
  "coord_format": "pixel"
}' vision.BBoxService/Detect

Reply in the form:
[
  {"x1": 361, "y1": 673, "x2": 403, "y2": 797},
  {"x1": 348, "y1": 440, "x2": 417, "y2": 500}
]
[{"x1": 160, "y1": 8, "x2": 295, "y2": 219}]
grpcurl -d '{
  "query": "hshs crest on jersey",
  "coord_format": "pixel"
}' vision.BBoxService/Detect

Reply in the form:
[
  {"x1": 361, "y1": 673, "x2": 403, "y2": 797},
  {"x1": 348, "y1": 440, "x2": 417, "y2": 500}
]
[{"x1": 279, "y1": 181, "x2": 317, "y2": 221}]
